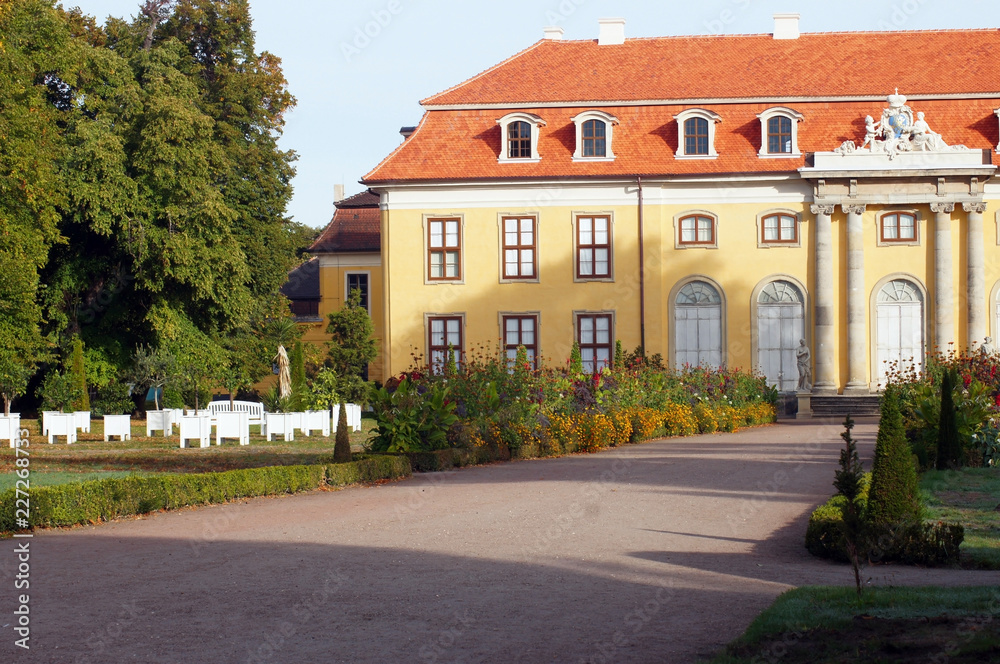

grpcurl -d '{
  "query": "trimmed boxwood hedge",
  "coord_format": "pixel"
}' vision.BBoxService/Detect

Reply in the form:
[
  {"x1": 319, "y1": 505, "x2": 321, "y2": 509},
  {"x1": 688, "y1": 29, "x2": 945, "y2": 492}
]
[{"x1": 0, "y1": 456, "x2": 411, "y2": 533}]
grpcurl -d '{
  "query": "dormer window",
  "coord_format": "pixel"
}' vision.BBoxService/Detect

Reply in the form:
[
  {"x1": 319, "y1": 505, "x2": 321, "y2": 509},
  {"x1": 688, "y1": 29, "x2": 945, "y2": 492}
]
[
  {"x1": 674, "y1": 109, "x2": 721, "y2": 159},
  {"x1": 571, "y1": 110, "x2": 618, "y2": 161},
  {"x1": 757, "y1": 107, "x2": 803, "y2": 157},
  {"x1": 497, "y1": 112, "x2": 545, "y2": 163}
]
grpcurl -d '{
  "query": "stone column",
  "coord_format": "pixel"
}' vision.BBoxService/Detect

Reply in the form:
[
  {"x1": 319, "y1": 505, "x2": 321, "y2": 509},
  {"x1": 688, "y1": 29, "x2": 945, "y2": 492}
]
[
  {"x1": 843, "y1": 204, "x2": 868, "y2": 394},
  {"x1": 810, "y1": 204, "x2": 836, "y2": 394},
  {"x1": 965, "y1": 202, "x2": 988, "y2": 349},
  {"x1": 931, "y1": 202, "x2": 956, "y2": 352}
]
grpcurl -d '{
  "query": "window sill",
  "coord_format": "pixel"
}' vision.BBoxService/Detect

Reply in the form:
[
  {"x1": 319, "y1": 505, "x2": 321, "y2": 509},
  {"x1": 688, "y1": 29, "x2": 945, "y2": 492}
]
[
  {"x1": 757, "y1": 152, "x2": 802, "y2": 159},
  {"x1": 572, "y1": 156, "x2": 616, "y2": 162},
  {"x1": 497, "y1": 157, "x2": 541, "y2": 164},
  {"x1": 757, "y1": 240, "x2": 802, "y2": 249},
  {"x1": 674, "y1": 154, "x2": 718, "y2": 160},
  {"x1": 876, "y1": 240, "x2": 921, "y2": 247},
  {"x1": 675, "y1": 243, "x2": 719, "y2": 250}
]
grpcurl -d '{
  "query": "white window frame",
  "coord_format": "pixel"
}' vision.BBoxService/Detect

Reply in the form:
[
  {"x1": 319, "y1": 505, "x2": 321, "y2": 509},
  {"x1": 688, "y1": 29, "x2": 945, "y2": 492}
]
[
  {"x1": 497, "y1": 112, "x2": 546, "y2": 163},
  {"x1": 422, "y1": 214, "x2": 465, "y2": 285},
  {"x1": 876, "y1": 210, "x2": 922, "y2": 247},
  {"x1": 755, "y1": 209, "x2": 802, "y2": 248},
  {"x1": 425, "y1": 313, "x2": 465, "y2": 374},
  {"x1": 344, "y1": 271, "x2": 371, "y2": 314},
  {"x1": 573, "y1": 310, "x2": 616, "y2": 373},
  {"x1": 497, "y1": 213, "x2": 540, "y2": 284},
  {"x1": 570, "y1": 110, "x2": 618, "y2": 161},
  {"x1": 674, "y1": 109, "x2": 721, "y2": 159},
  {"x1": 995, "y1": 107, "x2": 1000, "y2": 153},
  {"x1": 756, "y1": 107, "x2": 803, "y2": 158},
  {"x1": 573, "y1": 212, "x2": 615, "y2": 282}
]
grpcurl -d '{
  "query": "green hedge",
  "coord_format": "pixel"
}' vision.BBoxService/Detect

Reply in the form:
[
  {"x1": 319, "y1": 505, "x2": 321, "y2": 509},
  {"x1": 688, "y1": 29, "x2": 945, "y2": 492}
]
[
  {"x1": 1, "y1": 456, "x2": 411, "y2": 533},
  {"x1": 805, "y1": 473, "x2": 963, "y2": 566}
]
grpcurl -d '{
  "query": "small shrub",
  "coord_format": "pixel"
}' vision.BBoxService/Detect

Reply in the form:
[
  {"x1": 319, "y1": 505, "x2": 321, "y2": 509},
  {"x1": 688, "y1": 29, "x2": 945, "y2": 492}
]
[{"x1": 866, "y1": 387, "x2": 922, "y2": 527}]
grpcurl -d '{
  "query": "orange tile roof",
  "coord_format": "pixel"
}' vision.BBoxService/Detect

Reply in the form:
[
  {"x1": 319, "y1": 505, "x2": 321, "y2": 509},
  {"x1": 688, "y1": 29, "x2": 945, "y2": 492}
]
[
  {"x1": 310, "y1": 199, "x2": 381, "y2": 253},
  {"x1": 364, "y1": 99, "x2": 999, "y2": 183},
  {"x1": 423, "y1": 30, "x2": 1000, "y2": 106},
  {"x1": 365, "y1": 29, "x2": 1000, "y2": 184}
]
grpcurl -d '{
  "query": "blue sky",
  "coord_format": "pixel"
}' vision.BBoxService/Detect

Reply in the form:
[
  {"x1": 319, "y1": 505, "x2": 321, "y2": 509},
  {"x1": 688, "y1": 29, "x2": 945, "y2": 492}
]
[{"x1": 70, "y1": 0, "x2": 999, "y2": 228}]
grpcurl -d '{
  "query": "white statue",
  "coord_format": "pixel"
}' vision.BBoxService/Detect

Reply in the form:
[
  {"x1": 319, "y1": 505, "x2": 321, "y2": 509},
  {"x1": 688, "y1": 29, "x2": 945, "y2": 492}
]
[{"x1": 981, "y1": 336, "x2": 995, "y2": 357}]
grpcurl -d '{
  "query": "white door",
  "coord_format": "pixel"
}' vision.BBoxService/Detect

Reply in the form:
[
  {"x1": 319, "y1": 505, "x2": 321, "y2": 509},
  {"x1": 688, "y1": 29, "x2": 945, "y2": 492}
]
[
  {"x1": 757, "y1": 281, "x2": 804, "y2": 392},
  {"x1": 876, "y1": 280, "x2": 924, "y2": 385},
  {"x1": 675, "y1": 281, "x2": 722, "y2": 369}
]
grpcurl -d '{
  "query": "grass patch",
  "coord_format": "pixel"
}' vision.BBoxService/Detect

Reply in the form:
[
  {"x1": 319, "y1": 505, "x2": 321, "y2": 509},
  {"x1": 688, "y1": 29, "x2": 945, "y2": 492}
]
[
  {"x1": 704, "y1": 586, "x2": 1000, "y2": 663},
  {"x1": 922, "y1": 468, "x2": 1000, "y2": 569}
]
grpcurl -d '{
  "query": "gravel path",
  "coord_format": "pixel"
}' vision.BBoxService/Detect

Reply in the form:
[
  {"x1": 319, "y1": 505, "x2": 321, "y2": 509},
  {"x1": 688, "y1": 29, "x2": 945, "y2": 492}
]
[{"x1": 3, "y1": 420, "x2": 997, "y2": 663}]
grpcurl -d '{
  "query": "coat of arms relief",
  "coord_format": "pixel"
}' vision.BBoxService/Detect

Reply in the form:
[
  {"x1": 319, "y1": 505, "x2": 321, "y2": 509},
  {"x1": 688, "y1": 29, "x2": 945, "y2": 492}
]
[{"x1": 835, "y1": 90, "x2": 969, "y2": 159}]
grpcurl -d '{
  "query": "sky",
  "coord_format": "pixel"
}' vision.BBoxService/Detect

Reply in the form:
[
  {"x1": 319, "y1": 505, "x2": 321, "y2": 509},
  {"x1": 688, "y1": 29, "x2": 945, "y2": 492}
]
[{"x1": 68, "y1": 0, "x2": 1000, "y2": 228}]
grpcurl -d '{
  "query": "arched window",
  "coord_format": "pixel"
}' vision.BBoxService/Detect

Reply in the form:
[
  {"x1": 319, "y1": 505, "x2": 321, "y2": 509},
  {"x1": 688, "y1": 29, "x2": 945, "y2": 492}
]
[
  {"x1": 571, "y1": 110, "x2": 618, "y2": 160},
  {"x1": 674, "y1": 281, "x2": 723, "y2": 369},
  {"x1": 757, "y1": 280, "x2": 804, "y2": 392},
  {"x1": 876, "y1": 279, "x2": 924, "y2": 385},
  {"x1": 756, "y1": 107, "x2": 803, "y2": 157},
  {"x1": 508, "y1": 121, "x2": 531, "y2": 159},
  {"x1": 767, "y1": 116, "x2": 792, "y2": 154},
  {"x1": 674, "y1": 109, "x2": 721, "y2": 158}
]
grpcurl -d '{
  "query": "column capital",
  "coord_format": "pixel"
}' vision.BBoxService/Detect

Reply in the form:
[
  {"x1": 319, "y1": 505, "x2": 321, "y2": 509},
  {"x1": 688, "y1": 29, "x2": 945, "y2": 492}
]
[
  {"x1": 963, "y1": 202, "x2": 988, "y2": 214},
  {"x1": 930, "y1": 202, "x2": 956, "y2": 214},
  {"x1": 842, "y1": 204, "x2": 866, "y2": 215},
  {"x1": 810, "y1": 204, "x2": 835, "y2": 216}
]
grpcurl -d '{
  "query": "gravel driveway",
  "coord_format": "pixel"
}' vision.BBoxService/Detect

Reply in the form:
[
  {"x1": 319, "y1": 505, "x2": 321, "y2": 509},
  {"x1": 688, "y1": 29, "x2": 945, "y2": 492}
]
[{"x1": 3, "y1": 420, "x2": 998, "y2": 663}]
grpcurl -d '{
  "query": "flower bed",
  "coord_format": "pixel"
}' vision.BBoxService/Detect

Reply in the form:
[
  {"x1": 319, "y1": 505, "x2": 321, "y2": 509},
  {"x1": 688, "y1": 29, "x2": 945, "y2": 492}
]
[{"x1": 368, "y1": 346, "x2": 776, "y2": 456}]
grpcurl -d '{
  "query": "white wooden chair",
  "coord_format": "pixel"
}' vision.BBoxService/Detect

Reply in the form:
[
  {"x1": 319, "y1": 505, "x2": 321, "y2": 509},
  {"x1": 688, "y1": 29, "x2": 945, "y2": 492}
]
[
  {"x1": 103, "y1": 415, "x2": 131, "y2": 442},
  {"x1": 264, "y1": 412, "x2": 294, "y2": 441},
  {"x1": 215, "y1": 412, "x2": 250, "y2": 446},
  {"x1": 303, "y1": 410, "x2": 331, "y2": 437},
  {"x1": 179, "y1": 414, "x2": 212, "y2": 448},
  {"x1": 73, "y1": 411, "x2": 91, "y2": 434},
  {"x1": 1, "y1": 414, "x2": 21, "y2": 448},
  {"x1": 47, "y1": 413, "x2": 77, "y2": 444},
  {"x1": 146, "y1": 410, "x2": 174, "y2": 437},
  {"x1": 332, "y1": 403, "x2": 363, "y2": 433}
]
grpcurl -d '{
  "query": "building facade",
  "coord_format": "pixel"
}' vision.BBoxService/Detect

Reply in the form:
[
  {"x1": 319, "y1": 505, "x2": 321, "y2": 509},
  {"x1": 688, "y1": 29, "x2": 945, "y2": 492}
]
[{"x1": 362, "y1": 16, "x2": 1000, "y2": 394}]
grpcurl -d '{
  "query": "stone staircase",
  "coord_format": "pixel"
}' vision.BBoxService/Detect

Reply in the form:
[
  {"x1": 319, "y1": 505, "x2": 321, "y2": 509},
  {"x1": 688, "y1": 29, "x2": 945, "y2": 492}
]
[{"x1": 808, "y1": 394, "x2": 881, "y2": 418}]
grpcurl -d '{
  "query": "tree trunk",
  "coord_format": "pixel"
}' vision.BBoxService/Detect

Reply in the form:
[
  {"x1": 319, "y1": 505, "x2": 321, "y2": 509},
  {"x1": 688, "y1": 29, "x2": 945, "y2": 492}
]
[
  {"x1": 3, "y1": 395, "x2": 10, "y2": 417},
  {"x1": 333, "y1": 401, "x2": 351, "y2": 463}
]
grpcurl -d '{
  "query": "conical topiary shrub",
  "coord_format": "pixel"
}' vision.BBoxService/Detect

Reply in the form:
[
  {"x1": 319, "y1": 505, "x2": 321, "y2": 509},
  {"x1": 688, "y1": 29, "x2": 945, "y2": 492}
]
[
  {"x1": 866, "y1": 386, "x2": 922, "y2": 527},
  {"x1": 69, "y1": 336, "x2": 90, "y2": 412},
  {"x1": 936, "y1": 369, "x2": 962, "y2": 470}
]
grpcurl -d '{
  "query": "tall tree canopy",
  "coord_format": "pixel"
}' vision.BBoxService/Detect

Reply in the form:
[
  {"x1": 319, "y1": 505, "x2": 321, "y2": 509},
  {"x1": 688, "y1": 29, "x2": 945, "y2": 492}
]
[{"x1": 0, "y1": 0, "x2": 301, "y2": 409}]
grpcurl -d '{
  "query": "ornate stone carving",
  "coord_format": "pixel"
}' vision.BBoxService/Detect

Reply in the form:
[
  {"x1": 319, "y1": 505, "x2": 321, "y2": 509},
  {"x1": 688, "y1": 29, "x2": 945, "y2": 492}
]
[
  {"x1": 810, "y1": 204, "x2": 835, "y2": 216},
  {"x1": 835, "y1": 90, "x2": 970, "y2": 160},
  {"x1": 963, "y1": 202, "x2": 988, "y2": 214},
  {"x1": 842, "y1": 204, "x2": 867, "y2": 215},
  {"x1": 930, "y1": 202, "x2": 956, "y2": 214}
]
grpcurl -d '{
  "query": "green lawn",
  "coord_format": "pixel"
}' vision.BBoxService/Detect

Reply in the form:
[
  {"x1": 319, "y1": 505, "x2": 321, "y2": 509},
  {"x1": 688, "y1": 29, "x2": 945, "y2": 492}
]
[
  {"x1": 1, "y1": 417, "x2": 377, "y2": 478},
  {"x1": 704, "y1": 586, "x2": 1000, "y2": 663},
  {"x1": 922, "y1": 468, "x2": 1000, "y2": 569}
]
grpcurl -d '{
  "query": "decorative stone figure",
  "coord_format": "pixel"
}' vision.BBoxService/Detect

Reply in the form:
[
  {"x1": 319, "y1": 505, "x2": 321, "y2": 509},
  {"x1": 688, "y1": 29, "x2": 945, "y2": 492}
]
[
  {"x1": 796, "y1": 339, "x2": 812, "y2": 392},
  {"x1": 981, "y1": 336, "x2": 995, "y2": 357}
]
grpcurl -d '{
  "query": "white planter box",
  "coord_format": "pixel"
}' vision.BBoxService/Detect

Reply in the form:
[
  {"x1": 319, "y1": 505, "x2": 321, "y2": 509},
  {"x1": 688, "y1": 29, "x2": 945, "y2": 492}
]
[
  {"x1": 46, "y1": 413, "x2": 77, "y2": 444},
  {"x1": 179, "y1": 415, "x2": 212, "y2": 448},
  {"x1": 264, "y1": 412, "x2": 294, "y2": 442},
  {"x1": 332, "y1": 403, "x2": 362, "y2": 433},
  {"x1": 303, "y1": 410, "x2": 331, "y2": 437},
  {"x1": 41, "y1": 411, "x2": 60, "y2": 436},
  {"x1": 146, "y1": 410, "x2": 174, "y2": 437},
  {"x1": 103, "y1": 415, "x2": 132, "y2": 442},
  {"x1": 215, "y1": 412, "x2": 249, "y2": 446},
  {"x1": 73, "y1": 411, "x2": 91, "y2": 434},
  {"x1": 0, "y1": 414, "x2": 22, "y2": 448}
]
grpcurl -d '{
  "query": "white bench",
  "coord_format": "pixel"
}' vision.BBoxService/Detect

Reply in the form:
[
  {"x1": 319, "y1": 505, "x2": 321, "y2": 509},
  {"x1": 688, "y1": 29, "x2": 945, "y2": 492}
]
[
  {"x1": 205, "y1": 401, "x2": 264, "y2": 430},
  {"x1": 0, "y1": 414, "x2": 21, "y2": 448},
  {"x1": 46, "y1": 413, "x2": 77, "y2": 444},
  {"x1": 146, "y1": 410, "x2": 174, "y2": 437},
  {"x1": 333, "y1": 403, "x2": 362, "y2": 433},
  {"x1": 73, "y1": 411, "x2": 91, "y2": 434},
  {"x1": 302, "y1": 410, "x2": 330, "y2": 437},
  {"x1": 103, "y1": 415, "x2": 131, "y2": 441},
  {"x1": 264, "y1": 412, "x2": 295, "y2": 442},
  {"x1": 180, "y1": 414, "x2": 212, "y2": 448},
  {"x1": 215, "y1": 412, "x2": 250, "y2": 446}
]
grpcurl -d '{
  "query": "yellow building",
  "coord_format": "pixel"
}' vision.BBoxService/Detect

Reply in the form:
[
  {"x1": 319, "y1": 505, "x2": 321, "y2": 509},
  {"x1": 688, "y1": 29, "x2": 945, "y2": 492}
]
[
  {"x1": 290, "y1": 189, "x2": 384, "y2": 380},
  {"x1": 358, "y1": 16, "x2": 1000, "y2": 396}
]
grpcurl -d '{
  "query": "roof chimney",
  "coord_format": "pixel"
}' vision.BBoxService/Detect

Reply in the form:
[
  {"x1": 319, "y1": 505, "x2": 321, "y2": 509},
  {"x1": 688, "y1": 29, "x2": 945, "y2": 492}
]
[
  {"x1": 543, "y1": 26, "x2": 564, "y2": 41},
  {"x1": 598, "y1": 18, "x2": 625, "y2": 46},
  {"x1": 334, "y1": 184, "x2": 345, "y2": 204},
  {"x1": 399, "y1": 125, "x2": 417, "y2": 139},
  {"x1": 773, "y1": 13, "x2": 800, "y2": 40}
]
